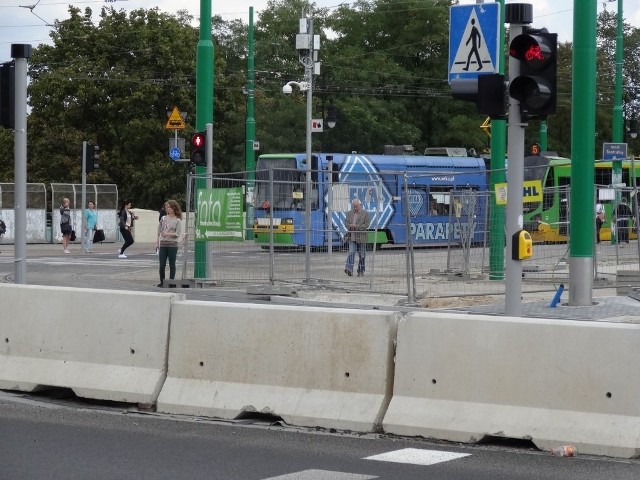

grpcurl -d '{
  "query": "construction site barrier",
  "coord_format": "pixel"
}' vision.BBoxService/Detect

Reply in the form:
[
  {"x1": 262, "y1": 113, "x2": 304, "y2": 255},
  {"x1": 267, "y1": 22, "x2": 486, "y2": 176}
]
[
  {"x1": 157, "y1": 300, "x2": 398, "y2": 432},
  {"x1": 383, "y1": 311, "x2": 640, "y2": 458},
  {"x1": 0, "y1": 284, "x2": 181, "y2": 405}
]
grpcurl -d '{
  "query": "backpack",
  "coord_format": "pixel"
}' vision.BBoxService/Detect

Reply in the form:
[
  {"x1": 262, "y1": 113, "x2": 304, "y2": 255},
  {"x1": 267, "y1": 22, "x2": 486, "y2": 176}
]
[{"x1": 0, "y1": 220, "x2": 5, "y2": 235}]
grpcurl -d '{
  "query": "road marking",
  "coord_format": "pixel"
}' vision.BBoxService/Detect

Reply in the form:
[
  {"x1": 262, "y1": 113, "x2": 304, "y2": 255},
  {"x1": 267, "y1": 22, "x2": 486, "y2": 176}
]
[
  {"x1": 264, "y1": 470, "x2": 376, "y2": 480},
  {"x1": 365, "y1": 448, "x2": 471, "y2": 466}
]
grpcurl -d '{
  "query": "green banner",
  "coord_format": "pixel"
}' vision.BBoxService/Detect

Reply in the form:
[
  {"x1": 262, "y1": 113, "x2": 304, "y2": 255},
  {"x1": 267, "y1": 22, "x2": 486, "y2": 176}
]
[{"x1": 195, "y1": 187, "x2": 244, "y2": 241}]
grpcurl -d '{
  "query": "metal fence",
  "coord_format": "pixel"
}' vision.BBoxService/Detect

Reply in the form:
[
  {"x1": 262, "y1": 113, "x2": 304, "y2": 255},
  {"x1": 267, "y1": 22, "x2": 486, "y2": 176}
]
[{"x1": 177, "y1": 171, "x2": 640, "y2": 302}]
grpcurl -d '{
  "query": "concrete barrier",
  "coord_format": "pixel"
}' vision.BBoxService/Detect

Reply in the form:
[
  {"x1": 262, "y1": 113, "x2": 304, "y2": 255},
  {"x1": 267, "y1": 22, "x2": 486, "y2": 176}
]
[
  {"x1": 383, "y1": 312, "x2": 640, "y2": 458},
  {"x1": 0, "y1": 284, "x2": 182, "y2": 405},
  {"x1": 157, "y1": 301, "x2": 398, "y2": 432}
]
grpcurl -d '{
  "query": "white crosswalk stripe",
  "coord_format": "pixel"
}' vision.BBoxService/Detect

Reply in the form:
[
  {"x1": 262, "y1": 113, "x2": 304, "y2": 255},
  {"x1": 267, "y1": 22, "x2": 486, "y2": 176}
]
[
  {"x1": 264, "y1": 471, "x2": 376, "y2": 480},
  {"x1": 365, "y1": 448, "x2": 471, "y2": 465}
]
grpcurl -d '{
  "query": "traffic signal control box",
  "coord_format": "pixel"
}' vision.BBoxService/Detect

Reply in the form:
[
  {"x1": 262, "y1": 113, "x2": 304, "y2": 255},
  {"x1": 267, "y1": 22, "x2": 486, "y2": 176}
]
[{"x1": 512, "y1": 230, "x2": 533, "y2": 260}]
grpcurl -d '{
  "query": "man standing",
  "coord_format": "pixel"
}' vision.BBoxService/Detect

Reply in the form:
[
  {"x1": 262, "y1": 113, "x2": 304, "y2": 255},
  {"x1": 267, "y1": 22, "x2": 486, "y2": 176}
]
[{"x1": 344, "y1": 198, "x2": 371, "y2": 277}]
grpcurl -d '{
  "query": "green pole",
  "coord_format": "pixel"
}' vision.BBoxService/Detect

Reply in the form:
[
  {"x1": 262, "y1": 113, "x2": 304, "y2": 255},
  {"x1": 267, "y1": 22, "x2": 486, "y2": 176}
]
[
  {"x1": 611, "y1": 0, "x2": 624, "y2": 245},
  {"x1": 194, "y1": 0, "x2": 215, "y2": 278},
  {"x1": 488, "y1": 0, "x2": 506, "y2": 281},
  {"x1": 245, "y1": 7, "x2": 256, "y2": 240},
  {"x1": 569, "y1": 0, "x2": 597, "y2": 305},
  {"x1": 539, "y1": 121, "x2": 547, "y2": 151}
]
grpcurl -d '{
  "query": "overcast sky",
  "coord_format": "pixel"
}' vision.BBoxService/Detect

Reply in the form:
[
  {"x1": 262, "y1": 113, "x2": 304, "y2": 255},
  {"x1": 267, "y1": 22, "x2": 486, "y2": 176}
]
[{"x1": 1, "y1": 0, "x2": 639, "y2": 63}]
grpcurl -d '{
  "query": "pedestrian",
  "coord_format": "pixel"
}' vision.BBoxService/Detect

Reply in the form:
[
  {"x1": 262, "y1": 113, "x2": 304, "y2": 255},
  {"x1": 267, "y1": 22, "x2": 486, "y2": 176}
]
[
  {"x1": 616, "y1": 198, "x2": 632, "y2": 245},
  {"x1": 344, "y1": 198, "x2": 371, "y2": 277},
  {"x1": 84, "y1": 200, "x2": 98, "y2": 253},
  {"x1": 595, "y1": 202, "x2": 605, "y2": 244},
  {"x1": 59, "y1": 197, "x2": 72, "y2": 254},
  {"x1": 157, "y1": 199, "x2": 183, "y2": 287},
  {"x1": 117, "y1": 200, "x2": 138, "y2": 258}
]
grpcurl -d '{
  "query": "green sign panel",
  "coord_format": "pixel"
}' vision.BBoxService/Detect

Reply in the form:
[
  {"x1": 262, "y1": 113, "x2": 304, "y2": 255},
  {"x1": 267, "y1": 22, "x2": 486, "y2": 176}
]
[{"x1": 195, "y1": 187, "x2": 244, "y2": 241}]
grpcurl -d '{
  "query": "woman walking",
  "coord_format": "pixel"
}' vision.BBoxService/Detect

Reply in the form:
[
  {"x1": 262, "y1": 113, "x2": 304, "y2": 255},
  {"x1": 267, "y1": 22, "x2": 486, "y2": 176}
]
[
  {"x1": 84, "y1": 200, "x2": 97, "y2": 253},
  {"x1": 59, "y1": 197, "x2": 72, "y2": 254},
  {"x1": 117, "y1": 200, "x2": 138, "y2": 258},
  {"x1": 157, "y1": 199, "x2": 183, "y2": 287}
]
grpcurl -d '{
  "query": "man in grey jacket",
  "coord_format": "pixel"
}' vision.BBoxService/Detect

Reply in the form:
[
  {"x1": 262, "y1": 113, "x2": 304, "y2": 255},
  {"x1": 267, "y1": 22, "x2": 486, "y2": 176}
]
[{"x1": 344, "y1": 198, "x2": 371, "y2": 276}]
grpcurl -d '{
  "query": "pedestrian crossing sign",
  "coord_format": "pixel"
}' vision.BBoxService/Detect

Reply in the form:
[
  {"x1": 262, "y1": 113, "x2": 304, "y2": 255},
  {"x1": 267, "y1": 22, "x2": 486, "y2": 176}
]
[{"x1": 449, "y1": 3, "x2": 500, "y2": 84}]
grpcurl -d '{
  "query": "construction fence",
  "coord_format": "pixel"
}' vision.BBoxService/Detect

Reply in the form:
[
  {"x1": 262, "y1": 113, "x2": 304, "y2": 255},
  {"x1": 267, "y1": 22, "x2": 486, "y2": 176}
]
[{"x1": 175, "y1": 170, "x2": 640, "y2": 302}]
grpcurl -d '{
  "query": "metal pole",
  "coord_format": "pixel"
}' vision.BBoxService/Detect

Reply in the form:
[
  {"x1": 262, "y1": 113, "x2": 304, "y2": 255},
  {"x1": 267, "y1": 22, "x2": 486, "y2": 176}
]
[
  {"x1": 568, "y1": 0, "x2": 597, "y2": 305},
  {"x1": 194, "y1": 0, "x2": 215, "y2": 278},
  {"x1": 327, "y1": 155, "x2": 333, "y2": 256},
  {"x1": 488, "y1": 0, "x2": 506, "y2": 281},
  {"x1": 632, "y1": 155, "x2": 640, "y2": 268},
  {"x1": 505, "y1": 22, "x2": 526, "y2": 317},
  {"x1": 206, "y1": 122, "x2": 214, "y2": 280},
  {"x1": 12, "y1": 45, "x2": 31, "y2": 285},
  {"x1": 403, "y1": 174, "x2": 414, "y2": 302},
  {"x1": 81, "y1": 141, "x2": 87, "y2": 254},
  {"x1": 304, "y1": 19, "x2": 314, "y2": 283},
  {"x1": 268, "y1": 166, "x2": 275, "y2": 284},
  {"x1": 181, "y1": 172, "x2": 193, "y2": 280},
  {"x1": 611, "y1": 0, "x2": 624, "y2": 246},
  {"x1": 245, "y1": 7, "x2": 256, "y2": 240}
]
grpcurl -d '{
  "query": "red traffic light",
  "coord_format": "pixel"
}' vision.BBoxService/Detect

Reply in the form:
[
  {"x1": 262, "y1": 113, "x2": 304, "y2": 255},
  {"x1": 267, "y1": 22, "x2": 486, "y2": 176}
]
[
  {"x1": 192, "y1": 132, "x2": 205, "y2": 148},
  {"x1": 509, "y1": 32, "x2": 555, "y2": 70}
]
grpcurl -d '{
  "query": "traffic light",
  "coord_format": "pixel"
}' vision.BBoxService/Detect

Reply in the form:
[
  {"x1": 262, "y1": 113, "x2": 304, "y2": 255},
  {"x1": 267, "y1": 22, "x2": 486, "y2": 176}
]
[
  {"x1": 0, "y1": 62, "x2": 15, "y2": 129},
  {"x1": 450, "y1": 73, "x2": 506, "y2": 118},
  {"x1": 85, "y1": 143, "x2": 99, "y2": 173},
  {"x1": 509, "y1": 29, "x2": 557, "y2": 119},
  {"x1": 190, "y1": 131, "x2": 206, "y2": 166}
]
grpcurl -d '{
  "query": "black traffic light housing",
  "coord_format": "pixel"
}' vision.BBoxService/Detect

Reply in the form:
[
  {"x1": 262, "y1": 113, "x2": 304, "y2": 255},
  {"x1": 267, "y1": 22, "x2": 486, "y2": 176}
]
[
  {"x1": 190, "y1": 131, "x2": 206, "y2": 166},
  {"x1": 509, "y1": 29, "x2": 557, "y2": 119},
  {"x1": 0, "y1": 61, "x2": 15, "y2": 129},
  {"x1": 85, "y1": 143, "x2": 99, "y2": 173},
  {"x1": 450, "y1": 73, "x2": 506, "y2": 119}
]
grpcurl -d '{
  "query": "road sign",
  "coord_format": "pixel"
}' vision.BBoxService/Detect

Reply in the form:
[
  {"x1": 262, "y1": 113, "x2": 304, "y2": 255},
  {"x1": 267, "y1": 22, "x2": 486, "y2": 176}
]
[
  {"x1": 169, "y1": 147, "x2": 181, "y2": 161},
  {"x1": 449, "y1": 3, "x2": 500, "y2": 83},
  {"x1": 602, "y1": 142, "x2": 627, "y2": 160},
  {"x1": 311, "y1": 119, "x2": 323, "y2": 132},
  {"x1": 165, "y1": 106, "x2": 186, "y2": 130}
]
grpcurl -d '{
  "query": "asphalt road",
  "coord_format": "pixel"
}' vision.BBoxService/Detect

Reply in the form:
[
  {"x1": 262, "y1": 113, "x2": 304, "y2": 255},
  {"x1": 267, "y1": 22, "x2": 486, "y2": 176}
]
[{"x1": 2, "y1": 390, "x2": 639, "y2": 480}]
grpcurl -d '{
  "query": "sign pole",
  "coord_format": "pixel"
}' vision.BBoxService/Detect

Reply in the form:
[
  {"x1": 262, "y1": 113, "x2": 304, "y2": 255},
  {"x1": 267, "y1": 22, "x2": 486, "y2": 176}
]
[{"x1": 505, "y1": 16, "x2": 526, "y2": 317}]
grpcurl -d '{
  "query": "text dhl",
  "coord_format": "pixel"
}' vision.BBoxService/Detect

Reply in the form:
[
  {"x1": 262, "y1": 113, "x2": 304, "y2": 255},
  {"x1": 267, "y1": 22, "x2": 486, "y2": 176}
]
[
  {"x1": 411, "y1": 222, "x2": 477, "y2": 241},
  {"x1": 494, "y1": 180, "x2": 542, "y2": 205}
]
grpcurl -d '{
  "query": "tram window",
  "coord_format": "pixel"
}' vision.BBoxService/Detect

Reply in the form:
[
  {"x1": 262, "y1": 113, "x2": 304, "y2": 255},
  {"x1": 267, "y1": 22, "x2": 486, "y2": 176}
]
[
  {"x1": 402, "y1": 186, "x2": 428, "y2": 217},
  {"x1": 429, "y1": 186, "x2": 452, "y2": 215},
  {"x1": 542, "y1": 168, "x2": 555, "y2": 210},
  {"x1": 595, "y1": 168, "x2": 612, "y2": 186}
]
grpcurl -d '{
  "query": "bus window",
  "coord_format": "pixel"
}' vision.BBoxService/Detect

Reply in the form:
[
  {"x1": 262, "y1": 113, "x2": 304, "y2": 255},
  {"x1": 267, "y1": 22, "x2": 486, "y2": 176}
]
[{"x1": 429, "y1": 186, "x2": 452, "y2": 215}]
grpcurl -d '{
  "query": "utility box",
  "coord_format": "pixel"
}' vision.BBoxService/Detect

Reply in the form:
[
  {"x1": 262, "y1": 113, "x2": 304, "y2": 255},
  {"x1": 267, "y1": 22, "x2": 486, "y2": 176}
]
[{"x1": 512, "y1": 230, "x2": 533, "y2": 260}]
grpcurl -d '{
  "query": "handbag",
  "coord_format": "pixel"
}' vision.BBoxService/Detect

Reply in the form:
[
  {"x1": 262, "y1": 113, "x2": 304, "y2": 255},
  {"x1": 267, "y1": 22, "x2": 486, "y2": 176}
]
[
  {"x1": 93, "y1": 229, "x2": 105, "y2": 243},
  {"x1": 70, "y1": 229, "x2": 76, "y2": 242}
]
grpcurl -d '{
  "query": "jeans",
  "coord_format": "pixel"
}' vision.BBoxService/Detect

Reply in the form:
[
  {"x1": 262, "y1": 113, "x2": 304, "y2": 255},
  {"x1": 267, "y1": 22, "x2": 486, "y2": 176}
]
[
  {"x1": 84, "y1": 228, "x2": 94, "y2": 251},
  {"x1": 158, "y1": 246, "x2": 178, "y2": 284},
  {"x1": 119, "y1": 226, "x2": 134, "y2": 253},
  {"x1": 345, "y1": 241, "x2": 366, "y2": 274}
]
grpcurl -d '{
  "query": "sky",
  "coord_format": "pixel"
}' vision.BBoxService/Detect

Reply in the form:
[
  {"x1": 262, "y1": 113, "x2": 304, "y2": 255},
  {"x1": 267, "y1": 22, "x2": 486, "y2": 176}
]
[{"x1": 1, "y1": 0, "x2": 640, "y2": 62}]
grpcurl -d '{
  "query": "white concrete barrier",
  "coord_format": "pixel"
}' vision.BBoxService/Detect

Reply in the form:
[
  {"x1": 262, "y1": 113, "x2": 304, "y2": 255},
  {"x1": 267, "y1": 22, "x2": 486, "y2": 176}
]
[
  {"x1": 0, "y1": 284, "x2": 181, "y2": 405},
  {"x1": 157, "y1": 301, "x2": 398, "y2": 432},
  {"x1": 383, "y1": 312, "x2": 640, "y2": 458}
]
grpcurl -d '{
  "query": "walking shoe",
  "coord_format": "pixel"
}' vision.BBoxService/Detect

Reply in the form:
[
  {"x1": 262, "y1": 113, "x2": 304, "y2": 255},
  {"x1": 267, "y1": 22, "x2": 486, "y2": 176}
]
[
  {"x1": 357, "y1": 272, "x2": 364, "y2": 277},
  {"x1": 118, "y1": 253, "x2": 127, "y2": 258},
  {"x1": 117, "y1": 248, "x2": 121, "y2": 255},
  {"x1": 64, "y1": 249, "x2": 70, "y2": 254},
  {"x1": 156, "y1": 283, "x2": 163, "y2": 288},
  {"x1": 344, "y1": 268, "x2": 352, "y2": 276}
]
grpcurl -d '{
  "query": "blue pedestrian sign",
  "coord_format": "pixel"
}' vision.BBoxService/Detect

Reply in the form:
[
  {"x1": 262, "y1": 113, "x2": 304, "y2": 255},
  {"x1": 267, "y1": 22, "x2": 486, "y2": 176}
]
[
  {"x1": 449, "y1": 3, "x2": 500, "y2": 83},
  {"x1": 169, "y1": 147, "x2": 181, "y2": 161}
]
